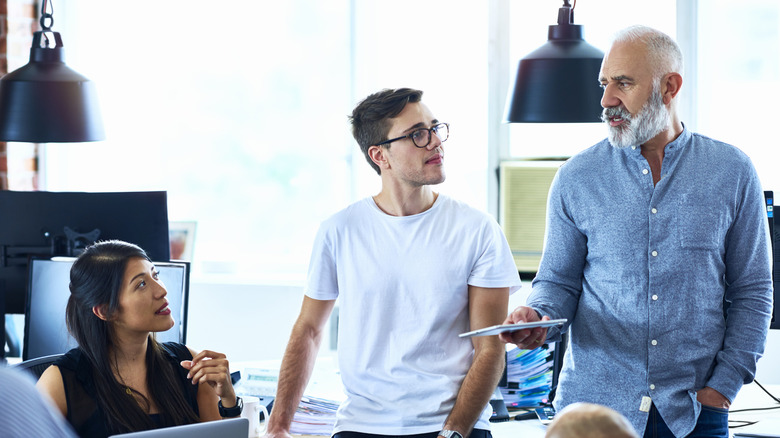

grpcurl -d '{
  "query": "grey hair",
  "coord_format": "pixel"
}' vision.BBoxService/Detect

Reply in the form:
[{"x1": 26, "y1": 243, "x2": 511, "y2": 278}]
[{"x1": 612, "y1": 25, "x2": 683, "y2": 81}]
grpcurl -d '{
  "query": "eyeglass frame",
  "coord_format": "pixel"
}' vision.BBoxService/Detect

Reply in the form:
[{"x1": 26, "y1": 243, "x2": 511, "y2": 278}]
[{"x1": 375, "y1": 122, "x2": 449, "y2": 148}]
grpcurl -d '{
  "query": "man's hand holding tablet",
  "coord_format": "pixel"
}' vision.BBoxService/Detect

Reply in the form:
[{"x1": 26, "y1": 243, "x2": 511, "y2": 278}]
[
  {"x1": 498, "y1": 306, "x2": 552, "y2": 348},
  {"x1": 459, "y1": 319, "x2": 566, "y2": 338}
]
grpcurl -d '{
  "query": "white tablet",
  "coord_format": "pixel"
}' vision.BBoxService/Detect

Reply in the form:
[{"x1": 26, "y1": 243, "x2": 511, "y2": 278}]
[{"x1": 459, "y1": 319, "x2": 567, "y2": 338}]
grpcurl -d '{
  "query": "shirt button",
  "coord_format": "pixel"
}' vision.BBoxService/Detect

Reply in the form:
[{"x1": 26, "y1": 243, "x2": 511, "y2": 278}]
[
  {"x1": 632, "y1": 146, "x2": 637, "y2": 150},
  {"x1": 652, "y1": 295, "x2": 658, "y2": 301},
  {"x1": 642, "y1": 169, "x2": 649, "y2": 175},
  {"x1": 652, "y1": 340, "x2": 658, "y2": 346},
  {"x1": 650, "y1": 384, "x2": 656, "y2": 390},
  {"x1": 651, "y1": 208, "x2": 658, "y2": 214},
  {"x1": 651, "y1": 250, "x2": 658, "y2": 257}
]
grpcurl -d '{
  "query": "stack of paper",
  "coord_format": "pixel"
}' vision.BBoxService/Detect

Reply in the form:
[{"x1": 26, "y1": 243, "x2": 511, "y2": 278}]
[
  {"x1": 290, "y1": 395, "x2": 341, "y2": 435},
  {"x1": 290, "y1": 358, "x2": 345, "y2": 436},
  {"x1": 233, "y1": 357, "x2": 345, "y2": 436},
  {"x1": 500, "y1": 345, "x2": 554, "y2": 408}
]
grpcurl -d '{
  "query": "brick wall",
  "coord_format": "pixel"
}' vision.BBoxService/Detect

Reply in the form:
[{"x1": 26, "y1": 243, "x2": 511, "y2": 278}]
[{"x1": 0, "y1": 0, "x2": 39, "y2": 191}]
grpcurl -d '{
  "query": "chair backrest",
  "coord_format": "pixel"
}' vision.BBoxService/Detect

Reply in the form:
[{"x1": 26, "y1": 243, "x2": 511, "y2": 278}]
[{"x1": 11, "y1": 353, "x2": 63, "y2": 380}]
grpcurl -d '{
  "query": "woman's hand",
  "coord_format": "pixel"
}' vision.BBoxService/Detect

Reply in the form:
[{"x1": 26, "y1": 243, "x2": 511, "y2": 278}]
[{"x1": 180, "y1": 349, "x2": 237, "y2": 406}]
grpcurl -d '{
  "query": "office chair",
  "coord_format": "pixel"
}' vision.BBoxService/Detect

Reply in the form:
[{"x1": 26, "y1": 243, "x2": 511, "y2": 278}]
[{"x1": 11, "y1": 353, "x2": 62, "y2": 381}]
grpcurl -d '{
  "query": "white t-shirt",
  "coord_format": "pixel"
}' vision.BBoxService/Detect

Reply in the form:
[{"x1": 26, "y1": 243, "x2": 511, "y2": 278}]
[{"x1": 305, "y1": 195, "x2": 522, "y2": 435}]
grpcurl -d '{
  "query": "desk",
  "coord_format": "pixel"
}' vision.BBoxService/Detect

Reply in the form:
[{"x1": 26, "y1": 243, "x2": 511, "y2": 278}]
[
  {"x1": 488, "y1": 382, "x2": 780, "y2": 438},
  {"x1": 238, "y1": 359, "x2": 780, "y2": 438},
  {"x1": 294, "y1": 421, "x2": 548, "y2": 438},
  {"x1": 727, "y1": 382, "x2": 780, "y2": 437},
  {"x1": 291, "y1": 421, "x2": 546, "y2": 438},
  {"x1": 291, "y1": 382, "x2": 780, "y2": 438},
  {"x1": 490, "y1": 418, "x2": 546, "y2": 437}
]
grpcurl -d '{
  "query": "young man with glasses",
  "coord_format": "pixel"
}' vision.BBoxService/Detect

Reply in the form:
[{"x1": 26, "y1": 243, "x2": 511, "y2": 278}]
[{"x1": 265, "y1": 88, "x2": 521, "y2": 438}]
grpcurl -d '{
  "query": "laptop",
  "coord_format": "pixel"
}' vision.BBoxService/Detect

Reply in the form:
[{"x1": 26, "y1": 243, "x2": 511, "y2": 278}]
[{"x1": 108, "y1": 418, "x2": 248, "y2": 438}]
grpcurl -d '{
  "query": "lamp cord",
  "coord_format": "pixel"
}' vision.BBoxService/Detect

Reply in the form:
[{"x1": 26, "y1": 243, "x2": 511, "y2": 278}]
[
  {"x1": 40, "y1": 0, "x2": 54, "y2": 31},
  {"x1": 39, "y1": 0, "x2": 54, "y2": 48}
]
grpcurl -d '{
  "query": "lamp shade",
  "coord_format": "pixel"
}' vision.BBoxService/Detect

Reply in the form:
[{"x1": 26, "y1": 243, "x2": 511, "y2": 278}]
[
  {"x1": 505, "y1": 4, "x2": 604, "y2": 123},
  {"x1": 0, "y1": 31, "x2": 104, "y2": 143}
]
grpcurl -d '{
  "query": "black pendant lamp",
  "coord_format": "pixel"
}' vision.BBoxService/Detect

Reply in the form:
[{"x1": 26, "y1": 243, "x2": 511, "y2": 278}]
[
  {"x1": 0, "y1": 0, "x2": 104, "y2": 143},
  {"x1": 505, "y1": 0, "x2": 604, "y2": 123}
]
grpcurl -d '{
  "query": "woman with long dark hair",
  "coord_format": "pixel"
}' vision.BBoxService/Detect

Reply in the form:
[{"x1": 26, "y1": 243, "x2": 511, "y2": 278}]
[{"x1": 37, "y1": 240, "x2": 241, "y2": 437}]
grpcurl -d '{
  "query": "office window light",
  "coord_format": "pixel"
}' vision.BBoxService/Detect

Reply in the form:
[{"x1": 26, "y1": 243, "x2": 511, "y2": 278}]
[
  {"x1": 695, "y1": 0, "x2": 780, "y2": 192},
  {"x1": 43, "y1": 1, "x2": 489, "y2": 284}
]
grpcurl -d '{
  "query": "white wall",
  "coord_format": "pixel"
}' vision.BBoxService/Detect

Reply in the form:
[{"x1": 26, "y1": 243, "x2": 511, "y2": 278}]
[
  {"x1": 185, "y1": 282, "x2": 332, "y2": 363},
  {"x1": 757, "y1": 331, "x2": 780, "y2": 385}
]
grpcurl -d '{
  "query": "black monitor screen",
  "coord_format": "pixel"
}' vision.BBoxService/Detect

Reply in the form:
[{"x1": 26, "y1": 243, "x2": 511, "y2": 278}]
[
  {"x1": 766, "y1": 191, "x2": 779, "y2": 330},
  {"x1": 0, "y1": 191, "x2": 170, "y2": 315},
  {"x1": 23, "y1": 258, "x2": 189, "y2": 360}
]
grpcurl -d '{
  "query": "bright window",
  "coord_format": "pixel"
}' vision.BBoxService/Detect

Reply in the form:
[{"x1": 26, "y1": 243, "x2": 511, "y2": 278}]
[
  {"x1": 696, "y1": 0, "x2": 780, "y2": 192},
  {"x1": 45, "y1": 1, "x2": 489, "y2": 284},
  {"x1": 44, "y1": 1, "x2": 776, "y2": 284}
]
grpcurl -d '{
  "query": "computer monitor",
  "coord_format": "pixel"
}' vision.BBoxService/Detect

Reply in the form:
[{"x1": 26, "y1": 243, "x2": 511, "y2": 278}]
[
  {"x1": 0, "y1": 190, "x2": 170, "y2": 316},
  {"x1": 23, "y1": 258, "x2": 189, "y2": 360},
  {"x1": 764, "y1": 191, "x2": 779, "y2": 330}
]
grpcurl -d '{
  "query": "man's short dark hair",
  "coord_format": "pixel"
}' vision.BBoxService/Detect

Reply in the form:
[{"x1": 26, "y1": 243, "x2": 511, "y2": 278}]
[{"x1": 349, "y1": 88, "x2": 423, "y2": 175}]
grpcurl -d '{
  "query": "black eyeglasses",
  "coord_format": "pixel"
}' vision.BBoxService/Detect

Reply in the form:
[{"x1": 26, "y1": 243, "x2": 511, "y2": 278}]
[{"x1": 376, "y1": 122, "x2": 450, "y2": 148}]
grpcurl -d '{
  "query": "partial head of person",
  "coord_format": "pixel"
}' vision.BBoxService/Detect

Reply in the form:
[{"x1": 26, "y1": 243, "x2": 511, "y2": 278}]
[
  {"x1": 349, "y1": 87, "x2": 449, "y2": 185},
  {"x1": 545, "y1": 402, "x2": 639, "y2": 438},
  {"x1": 67, "y1": 240, "x2": 173, "y2": 354},
  {"x1": 599, "y1": 25, "x2": 684, "y2": 149}
]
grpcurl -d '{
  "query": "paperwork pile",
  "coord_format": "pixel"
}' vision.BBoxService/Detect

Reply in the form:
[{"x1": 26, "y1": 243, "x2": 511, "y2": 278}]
[
  {"x1": 290, "y1": 395, "x2": 341, "y2": 435},
  {"x1": 233, "y1": 357, "x2": 344, "y2": 436},
  {"x1": 290, "y1": 358, "x2": 344, "y2": 436},
  {"x1": 500, "y1": 345, "x2": 554, "y2": 408}
]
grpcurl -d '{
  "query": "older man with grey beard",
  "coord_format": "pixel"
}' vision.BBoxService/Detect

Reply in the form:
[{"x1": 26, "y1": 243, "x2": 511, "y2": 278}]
[{"x1": 500, "y1": 25, "x2": 772, "y2": 438}]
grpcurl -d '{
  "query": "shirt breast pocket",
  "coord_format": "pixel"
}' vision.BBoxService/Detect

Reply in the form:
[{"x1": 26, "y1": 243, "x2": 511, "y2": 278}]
[{"x1": 677, "y1": 198, "x2": 724, "y2": 250}]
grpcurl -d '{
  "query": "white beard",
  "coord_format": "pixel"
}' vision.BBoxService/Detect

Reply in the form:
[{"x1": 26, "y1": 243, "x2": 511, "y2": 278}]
[{"x1": 602, "y1": 86, "x2": 671, "y2": 149}]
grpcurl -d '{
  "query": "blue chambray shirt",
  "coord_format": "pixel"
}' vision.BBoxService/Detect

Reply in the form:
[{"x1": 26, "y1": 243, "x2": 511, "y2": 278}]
[{"x1": 527, "y1": 126, "x2": 773, "y2": 437}]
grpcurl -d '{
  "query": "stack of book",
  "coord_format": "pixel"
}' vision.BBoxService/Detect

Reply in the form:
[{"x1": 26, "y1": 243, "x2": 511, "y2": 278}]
[{"x1": 500, "y1": 344, "x2": 554, "y2": 408}]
